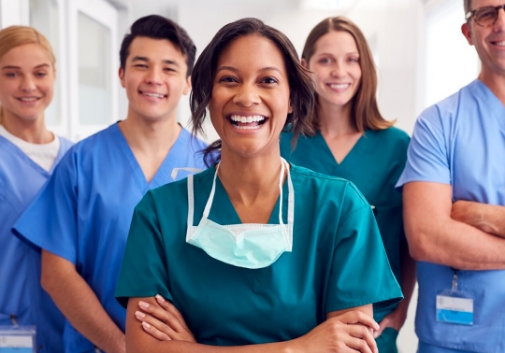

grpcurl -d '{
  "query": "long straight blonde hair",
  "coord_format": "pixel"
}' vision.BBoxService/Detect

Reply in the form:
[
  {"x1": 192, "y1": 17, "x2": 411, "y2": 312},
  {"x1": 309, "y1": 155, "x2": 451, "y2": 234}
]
[{"x1": 0, "y1": 26, "x2": 56, "y2": 124}]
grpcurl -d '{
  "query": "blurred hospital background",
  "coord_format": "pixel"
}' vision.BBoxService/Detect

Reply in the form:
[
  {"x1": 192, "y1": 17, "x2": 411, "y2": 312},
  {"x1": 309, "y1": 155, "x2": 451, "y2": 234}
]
[{"x1": 0, "y1": 0, "x2": 480, "y2": 351}]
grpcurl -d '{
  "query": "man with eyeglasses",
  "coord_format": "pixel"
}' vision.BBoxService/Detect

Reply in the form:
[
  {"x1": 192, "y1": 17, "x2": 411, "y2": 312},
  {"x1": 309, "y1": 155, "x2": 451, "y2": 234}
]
[{"x1": 396, "y1": 1, "x2": 505, "y2": 352}]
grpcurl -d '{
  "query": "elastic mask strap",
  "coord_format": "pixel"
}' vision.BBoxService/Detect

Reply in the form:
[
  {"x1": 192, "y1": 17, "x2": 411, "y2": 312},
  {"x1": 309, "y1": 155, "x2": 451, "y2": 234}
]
[
  {"x1": 187, "y1": 175, "x2": 195, "y2": 228},
  {"x1": 278, "y1": 160, "x2": 286, "y2": 225},
  {"x1": 286, "y1": 160, "x2": 295, "y2": 227},
  {"x1": 172, "y1": 167, "x2": 202, "y2": 181},
  {"x1": 202, "y1": 163, "x2": 220, "y2": 218}
]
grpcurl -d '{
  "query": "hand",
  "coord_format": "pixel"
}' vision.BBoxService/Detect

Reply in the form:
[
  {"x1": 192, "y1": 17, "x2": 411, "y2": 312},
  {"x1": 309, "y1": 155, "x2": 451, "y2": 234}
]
[
  {"x1": 293, "y1": 310, "x2": 379, "y2": 353},
  {"x1": 373, "y1": 308, "x2": 406, "y2": 338},
  {"x1": 451, "y1": 201, "x2": 483, "y2": 229},
  {"x1": 134, "y1": 295, "x2": 196, "y2": 343}
]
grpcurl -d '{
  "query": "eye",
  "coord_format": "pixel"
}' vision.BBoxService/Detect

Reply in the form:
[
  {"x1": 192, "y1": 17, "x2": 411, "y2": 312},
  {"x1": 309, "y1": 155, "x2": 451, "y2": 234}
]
[
  {"x1": 134, "y1": 64, "x2": 148, "y2": 69},
  {"x1": 260, "y1": 76, "x2": 278, "y2": 85},
  {"x1": 5, "y1": 72, "x2": 17, "y2": 78},
  {"x1": 348, "y1": 57, "x2": 360, "y2": 63},
  {"x1": 218, "y1": 76, "x2": 238, "y2": 83},
  {"x1": 35, "y1": 72, "x2": 48, "y2": 77},
  {"x1": 318, "y1": 57, "x2": 332, "y2": 64},
  {"x1": 164, "y1": 67, "x2": 177, "y2": 72},
  {"x1": 475, "y1": 7, "x2": 497, "y2": 23}
]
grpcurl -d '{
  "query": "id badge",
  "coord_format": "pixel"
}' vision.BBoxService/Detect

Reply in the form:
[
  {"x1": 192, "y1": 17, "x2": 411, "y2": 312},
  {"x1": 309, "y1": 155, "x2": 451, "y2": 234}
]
[
  {"x1": 0, "y1": 326, "x2": 36, "y2": 353},
  {"x1": 436, "y1": 270, "x2": 474, "y2": 326}
]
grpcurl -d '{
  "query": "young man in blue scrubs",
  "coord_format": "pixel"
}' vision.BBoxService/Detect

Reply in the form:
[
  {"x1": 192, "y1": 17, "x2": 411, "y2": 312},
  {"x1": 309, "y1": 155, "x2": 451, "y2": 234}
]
[
  {"x1": 13, "y1": 15, "x2": 207, "y2": 353},
  {"x1": 397, "y1": 1, "x2": 505, "y2": 352}
]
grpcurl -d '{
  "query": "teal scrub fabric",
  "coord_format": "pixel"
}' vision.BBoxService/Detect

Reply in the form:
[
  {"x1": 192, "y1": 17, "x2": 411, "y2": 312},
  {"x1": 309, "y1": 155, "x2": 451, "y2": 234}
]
[
  {"x1": 281, "y1": 127, "x2": 409, "y2": 321},
  {"x1": 116, "y1": 165, "x2": 402, "y2": 346}
]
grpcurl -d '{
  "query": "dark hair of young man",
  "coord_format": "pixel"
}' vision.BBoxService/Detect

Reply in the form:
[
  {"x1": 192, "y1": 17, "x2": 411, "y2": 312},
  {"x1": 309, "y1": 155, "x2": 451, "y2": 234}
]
[{"x1": 119, "y1": 15, "x2": 196, "y2": 76}]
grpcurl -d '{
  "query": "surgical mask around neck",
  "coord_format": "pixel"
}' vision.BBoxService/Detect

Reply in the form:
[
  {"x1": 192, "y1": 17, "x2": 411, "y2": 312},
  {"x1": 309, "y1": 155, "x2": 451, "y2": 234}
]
[{"x1": 185, "y1": 159, "x2": 294, "y2": 269}]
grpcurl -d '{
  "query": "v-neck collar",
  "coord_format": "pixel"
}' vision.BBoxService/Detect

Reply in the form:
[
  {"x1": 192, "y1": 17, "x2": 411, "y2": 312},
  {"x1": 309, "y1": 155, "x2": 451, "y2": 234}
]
[
  {"x1": 0, "y1": 135, "x2": 65, "y2": 176},
  {"x1": 313, "y1": 130, "x2": 372, "y2": 172},
  {"x1": 207, "y1": 167, "x2": 289, "y2": 226},
  {"x1": 112, "y1": 123, "x2": 186, "y2": 191},
  {"x1": 472, "y1": 79, "x2": 505, "y2": 132}
]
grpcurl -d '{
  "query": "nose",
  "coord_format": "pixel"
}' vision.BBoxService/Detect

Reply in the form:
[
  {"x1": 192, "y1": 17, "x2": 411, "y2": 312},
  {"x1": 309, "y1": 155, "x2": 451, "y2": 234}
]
[
  {"x1": 233, "y1": 83, "x2": 261, "y2": 107},
  {"x1": 145, "y1": 67, "x2": 162, "y2": 85},
  {"x1": 330, "y1": 61, "x2": 346, "y2": 78},
  {"x1": 20, "y1": 75, "x2": 36, "y2": 92},
  {"x1": 493, "y1": 6, "x2": 505, "y2": 30}
]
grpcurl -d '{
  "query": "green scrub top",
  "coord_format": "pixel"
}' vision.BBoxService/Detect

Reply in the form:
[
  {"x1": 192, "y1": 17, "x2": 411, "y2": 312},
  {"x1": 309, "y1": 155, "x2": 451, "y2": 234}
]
[
  {"x1": 116, "y1": 165, "x2": 402, "y2": 346},
  {"x1": 280, "y1": 127, "x2": 410, "y2": 322}
]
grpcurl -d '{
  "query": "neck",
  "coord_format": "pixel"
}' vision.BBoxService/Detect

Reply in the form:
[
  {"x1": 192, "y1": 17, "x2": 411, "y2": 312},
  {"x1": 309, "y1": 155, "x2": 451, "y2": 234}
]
[
  {"x1": 317, "y1": 99, "x2": 357, "y2": 137},
  {"x1": 0, "y1": 111, "x2": 53, "y2": 144},
  {"x1": 119, "y1": 107, "x2": 182, "y2": 152},
  {"x1": 479, "y1": 69, "x2": 505, "y2": 106},
  {"x1": 217, "y1": 147, "x2": 284, "y2": 205}
]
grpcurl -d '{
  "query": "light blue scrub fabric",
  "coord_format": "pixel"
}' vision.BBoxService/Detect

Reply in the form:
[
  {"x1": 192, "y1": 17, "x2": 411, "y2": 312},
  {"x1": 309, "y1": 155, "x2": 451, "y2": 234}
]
[
  {"x1": 13, "y1": 123, "x2": 207, "y2": 353},
  {"x1": 396, "y1": 79, "x2": 505, "y2": 353},
  {"x1": 0, "y1": 135, "x2": 72, "y2": 353},
  {"x1": 116, "y1": 165, "x2": 403, "y2": 346}
]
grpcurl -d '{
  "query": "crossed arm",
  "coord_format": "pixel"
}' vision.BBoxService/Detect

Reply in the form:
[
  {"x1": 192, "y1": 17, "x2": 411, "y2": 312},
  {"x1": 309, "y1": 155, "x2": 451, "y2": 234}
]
[
  {"x1": 403, "y1": 182, "x2": 505, "y2": 270},
  {"x1": 125, "y1": 296, "x2": 379, "y2": 353}
]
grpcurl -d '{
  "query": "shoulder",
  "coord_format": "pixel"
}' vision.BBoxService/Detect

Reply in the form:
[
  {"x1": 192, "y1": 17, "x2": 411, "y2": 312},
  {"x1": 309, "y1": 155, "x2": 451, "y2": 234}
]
[
  {"x1": 367, "y1": 126, "x2": 410, "y2": 149},
  {"x1": 290, "y1": 164, "x2": 369, "y2": 208},
  {"x1": 179, "y1": 127, "x2": 208, "y2": 150}
]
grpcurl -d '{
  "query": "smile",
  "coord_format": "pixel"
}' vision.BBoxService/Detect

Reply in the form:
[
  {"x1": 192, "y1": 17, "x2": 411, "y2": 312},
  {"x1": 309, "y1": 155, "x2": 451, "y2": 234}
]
[
  {"x1": 17, "y1": 97, "x2": 41, "y2": 102},
  {"x1": 328, "y1": 83, "x2": 351, "y2": 90},
  {"x1": 229, "y1": 114, "x2": 267, "y2": 130},
  {"x1": 140, "y1": 91, "x2": 167, "y2": 99}
]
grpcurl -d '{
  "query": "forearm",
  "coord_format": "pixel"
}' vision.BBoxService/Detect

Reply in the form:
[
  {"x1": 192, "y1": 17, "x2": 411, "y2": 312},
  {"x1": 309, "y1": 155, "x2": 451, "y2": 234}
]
[
  {"x1": 41, "y1": 251, "x2": 125, "y2": 353},
  {"x1": 453, "y1": 201, "x2": 505, "y2": 238},
  {"x1": 395, "y1": 243, "x2": 416, "y2": 321},
  {"x1": 403, "y1": 183, "x2": 505, "y2": 270}
]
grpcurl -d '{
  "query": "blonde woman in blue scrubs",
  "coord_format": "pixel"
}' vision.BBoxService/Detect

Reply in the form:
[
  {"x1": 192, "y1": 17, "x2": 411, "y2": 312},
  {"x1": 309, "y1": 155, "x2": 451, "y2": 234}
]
[
  {"x1": 280, "y1": 17, "x2": 415, "y2": 353},
  {"x1": 116, "y1": 18, "x2": 403, "y2": 352}
]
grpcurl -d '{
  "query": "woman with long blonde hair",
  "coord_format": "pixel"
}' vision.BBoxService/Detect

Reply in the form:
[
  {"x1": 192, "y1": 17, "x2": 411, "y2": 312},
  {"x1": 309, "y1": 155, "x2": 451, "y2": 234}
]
[{"x1": 0, "y1": 26, "x2": 72, "y2": 352}]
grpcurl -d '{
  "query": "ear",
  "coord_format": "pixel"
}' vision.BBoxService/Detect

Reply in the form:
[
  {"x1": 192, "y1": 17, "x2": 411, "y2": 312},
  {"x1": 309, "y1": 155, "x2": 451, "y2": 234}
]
[
  {"x1": 118, "y1": 67, "x2": 126, "y2": 88},
  {"x1": 301, "y1": 58, "x2": 309, "y2": 70},
  {"x1": 183, "y1": 75, "x2": 192, "y2": 95},
  {"x1": 288, "y1": 99, "x2": 293, "y2": 114},
  {"x1": 461, "y1": 22, "x2": 474, "y2": 45}
]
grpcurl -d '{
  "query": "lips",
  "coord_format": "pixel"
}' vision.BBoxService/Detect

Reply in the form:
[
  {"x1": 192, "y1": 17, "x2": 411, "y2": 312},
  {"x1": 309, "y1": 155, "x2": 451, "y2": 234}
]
[
  {"x1": 140, "y1": 91, "x2": 167, "y2": 99},
  {"x1": 228, "y1": 114, "x2": 267, "y2": 130},
  {"x1": 17, "y1": 97, "x2": 41, "y2": 102}
]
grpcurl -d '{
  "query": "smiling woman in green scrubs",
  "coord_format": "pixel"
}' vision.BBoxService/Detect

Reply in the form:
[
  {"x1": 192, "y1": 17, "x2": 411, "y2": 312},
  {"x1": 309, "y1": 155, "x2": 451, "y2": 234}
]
[
  {"x1": 115, "y1": 17, "x2": 402, "y2": 353},
  {"x1": 280, "y1": 17, "x2": 415, "y2": 353}
]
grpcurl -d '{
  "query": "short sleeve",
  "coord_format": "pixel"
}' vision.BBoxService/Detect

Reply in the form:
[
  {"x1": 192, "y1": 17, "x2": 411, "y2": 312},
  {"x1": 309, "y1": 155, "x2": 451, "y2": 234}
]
[
  {"x1": 12, "y1": 151, "x2": 79, "y2": 264},
  {"x1": 396, "y1": 106, "x2": 451, "y2": 188},
  {"x1": 115, "y1": 192, "x2": 171, "y2": 308},
  {"x1": 326, "y1": 192, "x2": 403, "y2": 313}
]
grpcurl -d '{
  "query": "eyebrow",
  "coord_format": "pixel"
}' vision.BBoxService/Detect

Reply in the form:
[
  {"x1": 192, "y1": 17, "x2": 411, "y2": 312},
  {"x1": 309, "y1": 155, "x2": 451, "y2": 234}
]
[
  {"x1": 131, "y1": 56, "x2": 180, "y2": 66},
  {"x1": 318, "y1": 52, "x2": 360, "y2": 56},
  {"x1": 1, "y1": 63, "x2": 51, "y2": 70},
  {"x1": 216, "y1": 65, "x2": 282, "y2": 74}
]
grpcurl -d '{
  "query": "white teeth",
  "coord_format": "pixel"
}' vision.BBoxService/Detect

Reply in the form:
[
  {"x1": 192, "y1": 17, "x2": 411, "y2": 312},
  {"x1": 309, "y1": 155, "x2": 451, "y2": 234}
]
[
  {"x1": 235, "y1": 125, "x2": 261, "y2": 130},
  {"x1": 19, "y1": 97, "x2": 38, "y2": 101},
  {"x1": 230, "y1": 115, "x2": 265, "y2": 123},
  {"x1": 496, "y1": 41, "x2": 505, "y2": 46},
  {"x1": 143, "y1": 92, "x2": 165, "y2": 98},
  {"x1": 329, "y1": 83, "x2": 350, "y2": 89}
]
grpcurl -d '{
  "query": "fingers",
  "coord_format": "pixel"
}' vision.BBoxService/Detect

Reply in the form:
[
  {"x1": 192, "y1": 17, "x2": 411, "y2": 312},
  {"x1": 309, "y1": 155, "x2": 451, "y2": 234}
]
[
  {"x1": 139, "y1": 300, "x2": 186, "y2": 333},
  {"x1": 346, "y1": 324, "x2": 377, "y2": 353},
  {"x1": 338, "y1": 310, "x2": 380, "y2": 331},
  {"x1": 135, "y1": 309, "x2": 176, "y2": 341},
  {"x1": 155, "y1": 295, "x2": 190, "y2": 330},
  {"x1": 137, "y1": 314, "x2": 172, "y2": 341},
  {"x1": 373, "y1": 317, "x2": 390, "y2": 338}
]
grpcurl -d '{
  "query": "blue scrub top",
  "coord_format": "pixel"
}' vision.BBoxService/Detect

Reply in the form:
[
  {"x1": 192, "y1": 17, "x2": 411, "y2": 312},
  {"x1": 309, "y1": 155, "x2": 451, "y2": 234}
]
[
  {"x1": 13, "y1": 123, "x2": 208, "y2": 353},
  {"x1": 397, "y1": 79, "x2": 505, "y2": 353},
  {"x1": 280, "y1": 127, "x2": 410, "y2": 323},
  {"x1": 116, "y1": 165, "x2": 403, "y2": 346},
  {"x1": 0, "y1": 135, "x2": 72, "y2": 353}
]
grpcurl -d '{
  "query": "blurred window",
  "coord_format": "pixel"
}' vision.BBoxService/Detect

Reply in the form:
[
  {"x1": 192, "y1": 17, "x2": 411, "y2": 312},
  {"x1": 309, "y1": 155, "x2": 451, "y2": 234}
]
[{"x1": 425, "y1": 0, "x2": 479, "y2": 107}]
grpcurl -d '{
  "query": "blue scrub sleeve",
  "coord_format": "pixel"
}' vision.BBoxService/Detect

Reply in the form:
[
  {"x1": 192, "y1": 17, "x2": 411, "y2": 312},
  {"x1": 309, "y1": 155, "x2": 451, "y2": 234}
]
[
  {"x1": 115, "y1": 191, "x2": 172, "y2": 308},
  {"x1": 326, "y1": 201, "x2": 403, "y2": 313},
  {"x1": 396, "y1": 107, "x2": 451, "y2": 188},
  {"x1": 12, "y1": 152, "x2": 79, "y2": 264}
]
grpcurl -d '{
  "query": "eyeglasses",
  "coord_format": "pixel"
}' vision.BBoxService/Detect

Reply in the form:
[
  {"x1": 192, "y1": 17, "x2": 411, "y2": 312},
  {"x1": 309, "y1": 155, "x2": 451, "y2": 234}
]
[{"x1": 466, "y1": 5, "x2": 505, "y2": 27}]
